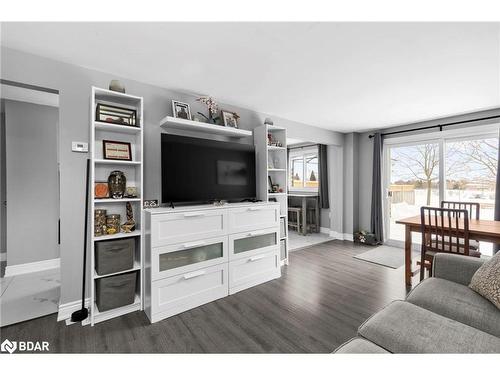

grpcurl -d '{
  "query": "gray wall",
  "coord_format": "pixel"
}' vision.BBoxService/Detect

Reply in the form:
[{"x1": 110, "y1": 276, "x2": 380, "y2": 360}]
[
  {"x1": 1, "y1": 46, "x2": 344, "y2": 304},
  {"x1": 4, "y1": 99, "x2": 59, "y2": 265},
  {"x1": 342, "y1": 133, "x2": 360, "y2": 235}
]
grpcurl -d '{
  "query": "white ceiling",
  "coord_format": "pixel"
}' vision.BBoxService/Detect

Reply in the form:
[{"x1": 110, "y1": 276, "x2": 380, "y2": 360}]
[{"x1": 1, "y1": 22, "x2": 499, "y2": 132}]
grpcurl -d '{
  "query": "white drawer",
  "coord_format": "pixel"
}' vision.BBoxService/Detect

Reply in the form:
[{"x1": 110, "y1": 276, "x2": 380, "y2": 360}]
[
  {"x1": 150, "y1": 263, "x2": 228, "y2": 323},
  {"x1": 229, "y1": 227, "x2": 279, "y2": 261},
  {"x1": 229, "y1": 250, "x2": 280, "y2": 295},
  {"x1": 228, "y1": 205, "x2": 279, "y2": 233},
  {"x1": 151, "y1": 209, "x2": 227, "y2": 247},
  {"x1": 152, "y1": 236, "x2": 228, "y2": 281}
]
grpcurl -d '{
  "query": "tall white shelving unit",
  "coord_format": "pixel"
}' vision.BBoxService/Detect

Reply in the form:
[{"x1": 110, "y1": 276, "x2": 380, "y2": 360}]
[
  {"x1": 89, "y1": 87, "x2": 144, "y2": 325},
  {"x1": 254, "y1": 124, "x2": 289, "y2": 265}
]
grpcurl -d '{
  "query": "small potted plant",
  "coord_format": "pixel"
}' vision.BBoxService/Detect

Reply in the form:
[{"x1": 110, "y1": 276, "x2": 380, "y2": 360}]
[
  {"x1": 196, "y1": 96, "x2": 220, "y2": 124},
  {"x1": 354, "y1": 230, "x2": 379, "y2": 245}
]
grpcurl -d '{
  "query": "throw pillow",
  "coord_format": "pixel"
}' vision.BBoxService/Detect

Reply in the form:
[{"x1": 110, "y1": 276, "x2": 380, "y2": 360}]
[{"x1": 469, "y1": 252, "x2": 500, "y2": 310}]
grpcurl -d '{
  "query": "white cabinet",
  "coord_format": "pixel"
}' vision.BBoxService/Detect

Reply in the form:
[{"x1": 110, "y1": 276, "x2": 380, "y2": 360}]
[
  {"x1": 150, "y1": 209, "x2": 227, "y2": 247},
  {"x1": 229, "y1": 250, "x2": 280, "y2": 295},
  {"x1": 144, "y1": 202, "x2": 281, "y2": 324},
  {"x1": 150, "y1": 263, "x2": 228, "y2": 323},
  {"x1": 151, "y1": 236, "x2": 228, "y2": 281},
  {"x1": 227, "y1": 205, "x2": 279, "y2": 233},
  {"x1": 229, "y1": 228, "x2": 278, "y2": 261}
]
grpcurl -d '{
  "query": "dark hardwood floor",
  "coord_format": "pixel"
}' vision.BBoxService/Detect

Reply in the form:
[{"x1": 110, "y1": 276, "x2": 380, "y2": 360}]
[{"x1": 0, "y1": 240, "x2": 410, "y2": 353}]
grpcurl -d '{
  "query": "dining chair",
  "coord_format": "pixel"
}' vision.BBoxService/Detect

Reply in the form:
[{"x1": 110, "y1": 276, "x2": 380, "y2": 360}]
[
  {"x1": 419, "y1": 206, "x2": 480, "y2": 281},
  {"x1": 288, "y1": 207, "x2": 302, "y2": 233},
  {"x1": 440, "y1": 201, "x2": 481, "y2": 250}
]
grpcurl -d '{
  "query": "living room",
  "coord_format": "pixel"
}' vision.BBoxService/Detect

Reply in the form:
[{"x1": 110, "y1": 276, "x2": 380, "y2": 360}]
[{"x1": 0, "y1": 1, "x2": 499, "y2": 372}]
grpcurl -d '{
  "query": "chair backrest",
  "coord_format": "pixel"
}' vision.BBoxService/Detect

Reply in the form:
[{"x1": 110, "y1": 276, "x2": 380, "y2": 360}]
[
  {"x1": 440, "y1": 201, "x2": 480, "y2": 220},
  {"x1": 420, "y1": 206, "x2": 470, "y2": 256}
]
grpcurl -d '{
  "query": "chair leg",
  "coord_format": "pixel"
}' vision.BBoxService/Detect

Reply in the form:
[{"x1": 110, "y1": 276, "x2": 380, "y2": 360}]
[{"x1": 419, "y1": 248, "x2": 426, "y2": 281}]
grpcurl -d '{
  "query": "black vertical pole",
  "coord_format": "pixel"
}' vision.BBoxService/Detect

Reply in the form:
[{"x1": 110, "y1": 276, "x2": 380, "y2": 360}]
[{"x1": 71, "y1": 158, "x2": 90, "y2": 322}]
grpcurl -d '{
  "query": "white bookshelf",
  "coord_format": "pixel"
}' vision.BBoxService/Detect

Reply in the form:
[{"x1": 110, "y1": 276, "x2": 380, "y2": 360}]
[
  {"x1": 254, "y1": 124, "x2": 289, "y2": 266},
  {"x1": 89, "y1": 87, "x2": 144, "y2": 325}
]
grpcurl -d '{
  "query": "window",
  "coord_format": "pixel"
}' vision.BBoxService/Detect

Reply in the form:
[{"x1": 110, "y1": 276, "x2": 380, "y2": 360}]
[{"x1": 289, "y1": 147, "x2": 319, "y2": 191}]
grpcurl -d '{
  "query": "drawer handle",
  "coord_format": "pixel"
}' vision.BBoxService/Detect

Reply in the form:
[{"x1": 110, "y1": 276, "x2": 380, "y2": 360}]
[
  {"x1": 183, "y1": 212, "x2": 206, "y2": 218},
  {"x1": 181, "y1": 241, "x2": 206, "y2": 249},
  {"x1": 183, "y1": 270, "x2": 206, "y2": 279},
  {"x1": 248, "y1": 207, "x2": 261, "y2": 211},
  {"x1": 246, "y1": 232, "x2": 259, "y2": 237},
  {"x1": 249, "y1": 254, "x2": 266, "y2": 262}
]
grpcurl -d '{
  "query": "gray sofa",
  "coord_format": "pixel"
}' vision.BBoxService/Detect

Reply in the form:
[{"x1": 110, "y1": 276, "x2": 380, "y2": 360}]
[{"x1": 335, "y1": 253, "x2": 500, "y2": 353}]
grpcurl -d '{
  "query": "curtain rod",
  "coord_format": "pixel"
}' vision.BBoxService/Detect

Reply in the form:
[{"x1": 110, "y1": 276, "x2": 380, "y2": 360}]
[{"x1": 368, "y1": 114, "x2": 500, "y2": 139}]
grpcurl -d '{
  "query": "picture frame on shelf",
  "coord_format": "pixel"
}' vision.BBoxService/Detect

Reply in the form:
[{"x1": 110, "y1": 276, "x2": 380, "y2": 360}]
[
  {"x1": 102, "y1": 140, "x2": 132, "y2": 161},
  {"x1": 221, "y1": 110, "x2": 239, "y2": 128},
  {"x1": 95, "y1": 103, "x2": 137, "y2": 126},
  {"x1": 172, "y1": 100, "x2": 191, "y2": 120},
  {"x1": 94, "y1": 182, "x2": 109, "y2": 199}
]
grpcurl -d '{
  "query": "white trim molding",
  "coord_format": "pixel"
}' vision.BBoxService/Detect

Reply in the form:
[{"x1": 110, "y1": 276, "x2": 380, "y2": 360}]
[
  {"x1": 57, "y1": 298, "x2": 91, "y2": 322},
  {"x1": 320, "y1": 227, "x2": 330, "y2": 235},
  {"x1": 329, "y1": 231, "x2": 354, "y2": 241},
  {"x1": 4, "y1": 258, "x2": 60, "y2": 277}
]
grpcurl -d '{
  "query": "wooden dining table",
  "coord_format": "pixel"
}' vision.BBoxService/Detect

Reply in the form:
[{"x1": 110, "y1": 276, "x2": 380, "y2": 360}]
[
  {"x1": 287, "y1": 193, "x2": 320, "y2": 235},
  {"x1": 396, "y1": 215, "x2": 500, "y2": 287}
]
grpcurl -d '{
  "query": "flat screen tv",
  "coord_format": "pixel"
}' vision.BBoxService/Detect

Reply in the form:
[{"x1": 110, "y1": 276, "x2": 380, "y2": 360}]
[{"x1": 161, "y1": 134, "x2": 256, "y2": 204}]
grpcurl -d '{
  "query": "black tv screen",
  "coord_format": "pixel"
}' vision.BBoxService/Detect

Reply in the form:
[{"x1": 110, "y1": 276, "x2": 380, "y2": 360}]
[{"x1": 161, "y1": 134, "x2": 256, "y2": 204}]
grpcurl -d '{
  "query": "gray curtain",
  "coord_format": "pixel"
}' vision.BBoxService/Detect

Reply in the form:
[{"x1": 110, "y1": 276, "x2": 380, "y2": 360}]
[
  {"x1": 318, "y1": 144, "x2": 329, "y2": 209},
  {"x1": 370, "y1": 133, "x2": 384, "y2": 243},
  {"x1": 494, "y1": 136, "x2": 500, "y2": 254}
]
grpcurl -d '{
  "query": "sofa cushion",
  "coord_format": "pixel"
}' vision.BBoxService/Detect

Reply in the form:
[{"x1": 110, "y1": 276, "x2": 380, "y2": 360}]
[
  {"x1": 407, "y1": 277, "x2": 500, "y2": 338},
  {"x1": 334, "y1": 338, "x2": 390, "y2": 354},
  {"x1": 358, "y1": 301, "x2": 500, "y2": 353},
  {"x1": 469, "y1": 252, "x2": 500, "y2": 310}
]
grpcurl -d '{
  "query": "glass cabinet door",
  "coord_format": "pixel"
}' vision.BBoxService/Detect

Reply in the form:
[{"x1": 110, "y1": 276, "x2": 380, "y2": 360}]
[
  {"x1": 159, "y1": 243, "x2": 223, "y2": 272},
  {"x1": 234, "y1": 233, "x2": 277, "y2": 255}
]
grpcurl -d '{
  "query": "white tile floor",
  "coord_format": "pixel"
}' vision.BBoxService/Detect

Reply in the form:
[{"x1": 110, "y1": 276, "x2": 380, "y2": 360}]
[
  {"x1": 288, "y1": 230, "x2": 333, "y2": 252},
  {"x1": 0, "y1": 268, "x2": 60, "y2": 327}
]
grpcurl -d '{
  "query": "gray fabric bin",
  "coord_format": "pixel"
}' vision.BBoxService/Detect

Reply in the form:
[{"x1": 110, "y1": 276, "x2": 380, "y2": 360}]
[
  {"x1": 96, "y1": 271, "x2": 137, "y2": 312},
  {"x1": 95, "y1": 238, "x2": 135, "y2": 276}
]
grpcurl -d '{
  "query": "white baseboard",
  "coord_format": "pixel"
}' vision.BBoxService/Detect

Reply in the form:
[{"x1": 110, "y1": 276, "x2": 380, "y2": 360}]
[
  {"x1": 329, "y1": 231, "x2": 354, "y2": 241},
  {"x1": 57, "y1": 298, "x2": 91, "y2": 322},
  {"x1": 4, "y1": 258, "x2": 60, "y2": 277},
  {"x1": 0, "y1": 252, "x2": 6, "y2": 262},
  {"x1": 320, "y1": 227, "x2": 330, "y2": 235}
]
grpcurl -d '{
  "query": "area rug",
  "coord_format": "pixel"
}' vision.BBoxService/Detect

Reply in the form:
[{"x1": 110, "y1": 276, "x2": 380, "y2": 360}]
[{"x1": 354, "y1": 245, "x2": 420, "y2": 269}]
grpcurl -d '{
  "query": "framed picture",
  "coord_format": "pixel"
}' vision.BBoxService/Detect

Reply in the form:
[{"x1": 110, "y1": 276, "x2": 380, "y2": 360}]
[
  {"x1": 95, "y1": 103, "x2": 137, "y2": 126},
  {"x1": 102, "y1": 140, "x2": 132, "y2": 161},
  {"x1": 221, "y1": 111, "x2": 238, "y2": 128},
  {"x1": 172, "y1": 100, "x2": 191, "y2": 120},
  {"x1": 94, "y1": 182, "x2": 109, "y2": 199}
]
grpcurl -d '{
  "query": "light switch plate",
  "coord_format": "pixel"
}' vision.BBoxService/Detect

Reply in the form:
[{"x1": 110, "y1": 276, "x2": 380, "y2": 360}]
[{"x1": 72, "y1": 141, "x2": 88, "y2": 153}]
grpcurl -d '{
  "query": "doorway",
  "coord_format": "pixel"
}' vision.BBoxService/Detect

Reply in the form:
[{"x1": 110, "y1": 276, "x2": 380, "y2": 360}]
[{"x1": 0, "y1": 82, "x2": 61, "y2": 327}]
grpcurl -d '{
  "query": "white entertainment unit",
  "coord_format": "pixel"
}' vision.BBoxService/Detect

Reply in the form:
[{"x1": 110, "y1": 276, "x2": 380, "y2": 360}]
[{"x1": 144, "y1": 202, "x2": 281, "y2": 323}]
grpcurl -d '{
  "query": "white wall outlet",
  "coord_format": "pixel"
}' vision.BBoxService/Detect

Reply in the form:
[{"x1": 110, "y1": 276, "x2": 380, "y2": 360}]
[{"x1": 72, "y1": 141, "x2": 88, "y2": 153}]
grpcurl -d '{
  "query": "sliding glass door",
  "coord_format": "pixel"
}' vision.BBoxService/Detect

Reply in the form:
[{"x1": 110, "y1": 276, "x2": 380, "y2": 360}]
[
  {"x1": 387, "y1": 142, "x2": 440, "y2": 243},
  {"x1": 384, "y1": 129, "x2": 498, "y2": 254}
]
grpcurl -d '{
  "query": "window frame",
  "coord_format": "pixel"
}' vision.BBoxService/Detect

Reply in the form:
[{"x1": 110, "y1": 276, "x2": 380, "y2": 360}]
[{"x1": 288, "y1": 146, "x2": 319, "y2": 192}]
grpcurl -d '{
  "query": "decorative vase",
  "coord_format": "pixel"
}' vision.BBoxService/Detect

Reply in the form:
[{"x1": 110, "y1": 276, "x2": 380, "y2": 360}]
[
  {"x1": 108, "y1": 170, "x2": 126, "y2": 199},
  {"x1": 109, "y1": 80, "x2": 125, "y2": 93}
]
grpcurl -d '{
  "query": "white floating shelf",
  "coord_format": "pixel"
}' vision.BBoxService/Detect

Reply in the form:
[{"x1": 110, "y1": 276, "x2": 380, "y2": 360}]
[
  {"x1": 95, "y1": 159, "x2": 141, "y2": 166},
  {"x1": 268, "y1": 192, "x2": 287, "y2": 196},
  {"x1": 94, "y1": 261, "x2": 141, "y2": 279},
  {"x1": 160, "y1": 116, "x2": 253, "y2": 138},
  {"x1": 94, "y1": 232, "x2": 141, "y2": 242},
  {"x1": 94, "y1": 198, "x2": 141, "y2": 204},
  {"x1": 95, "y1": 121, "x2": 142, "y2": 134}
]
